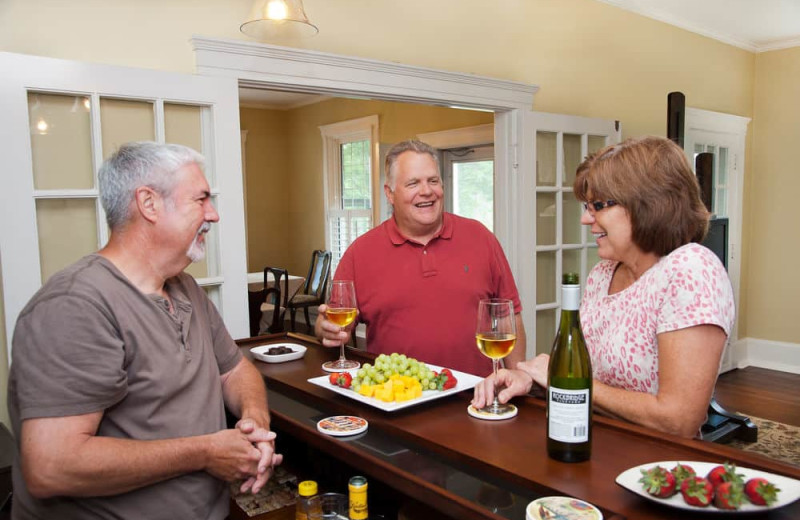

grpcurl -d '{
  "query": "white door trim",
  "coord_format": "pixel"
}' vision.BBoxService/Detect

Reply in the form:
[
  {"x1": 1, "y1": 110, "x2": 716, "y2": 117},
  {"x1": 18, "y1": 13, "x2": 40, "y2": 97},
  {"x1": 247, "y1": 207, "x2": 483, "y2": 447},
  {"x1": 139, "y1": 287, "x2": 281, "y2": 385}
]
[
  {"x1": 191, "y1": 35, "x2": 538, "y2": 302},
  {"x1": 685, "y1": 107, "x2": 750, "y2": 371}
]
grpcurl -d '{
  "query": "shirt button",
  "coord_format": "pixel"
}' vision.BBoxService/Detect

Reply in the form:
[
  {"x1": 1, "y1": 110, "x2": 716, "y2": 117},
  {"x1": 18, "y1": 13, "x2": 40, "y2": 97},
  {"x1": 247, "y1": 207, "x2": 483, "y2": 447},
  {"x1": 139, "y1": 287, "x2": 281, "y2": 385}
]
[{"x1": 423, "y1": 250, "x2": 427, "y2": 255}]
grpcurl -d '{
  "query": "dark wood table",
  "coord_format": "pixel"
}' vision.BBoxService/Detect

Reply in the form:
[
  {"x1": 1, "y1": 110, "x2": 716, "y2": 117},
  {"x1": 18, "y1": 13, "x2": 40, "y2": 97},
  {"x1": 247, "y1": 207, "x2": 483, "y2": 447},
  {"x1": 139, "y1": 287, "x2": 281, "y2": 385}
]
[{"x1": 238, "y1": 333, "x2": 800, "y2": 520}]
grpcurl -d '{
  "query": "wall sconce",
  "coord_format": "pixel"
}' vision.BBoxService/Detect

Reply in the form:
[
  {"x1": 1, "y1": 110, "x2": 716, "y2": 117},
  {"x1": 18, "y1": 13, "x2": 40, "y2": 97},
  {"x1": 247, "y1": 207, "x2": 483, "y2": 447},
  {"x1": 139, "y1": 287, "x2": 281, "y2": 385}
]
[{"x1": 240, "y1": 0, "x2": 318, "y2": 40}]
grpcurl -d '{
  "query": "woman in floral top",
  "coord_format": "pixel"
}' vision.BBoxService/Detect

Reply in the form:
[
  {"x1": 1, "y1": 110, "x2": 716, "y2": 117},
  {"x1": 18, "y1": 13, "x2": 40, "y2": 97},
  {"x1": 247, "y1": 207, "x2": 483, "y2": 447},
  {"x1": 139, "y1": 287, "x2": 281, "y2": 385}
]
[{"x1": 473, "y1": 136, "x2": 735, "y2": 438}]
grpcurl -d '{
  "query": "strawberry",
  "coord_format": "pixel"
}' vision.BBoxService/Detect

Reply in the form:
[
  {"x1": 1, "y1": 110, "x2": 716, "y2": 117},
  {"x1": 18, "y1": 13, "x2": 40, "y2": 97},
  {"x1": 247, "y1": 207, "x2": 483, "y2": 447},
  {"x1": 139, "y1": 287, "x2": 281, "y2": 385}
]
[
  {"x1": 680, "y1": 476, "x2": 714, "y2": 507},
  {"x1": 436, "y1": 368, "x2": 458, "y2": 390},
  {"x1": 714, "y1": 481, "x2": 744, "y2": 510},
  {"x1": 638, "y1": 466, "x2": 678, "y2": 498},
  {"x1": 670, "y1": 463, "x2": 696, "y2": 486},
  {"x1": 744, "y1": 477, "x2": 780, "y2": 506},
  {"x1": 329, "y1": 372, "x2": 353, "y2": 388},
  {"x1": 706, "y1": 462, "x2": 744, "y2": 488}
]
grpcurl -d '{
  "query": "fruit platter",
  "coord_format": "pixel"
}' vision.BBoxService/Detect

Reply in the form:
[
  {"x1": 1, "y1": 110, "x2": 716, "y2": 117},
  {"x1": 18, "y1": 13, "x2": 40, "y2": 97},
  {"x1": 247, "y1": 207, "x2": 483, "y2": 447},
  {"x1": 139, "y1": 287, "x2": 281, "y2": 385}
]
[
  {"x1": 616, "y1": 460, "x2": 800, "y2": 513},
  {"x1": 308, "y1": 353, "x2": 482, "y2": 412}
]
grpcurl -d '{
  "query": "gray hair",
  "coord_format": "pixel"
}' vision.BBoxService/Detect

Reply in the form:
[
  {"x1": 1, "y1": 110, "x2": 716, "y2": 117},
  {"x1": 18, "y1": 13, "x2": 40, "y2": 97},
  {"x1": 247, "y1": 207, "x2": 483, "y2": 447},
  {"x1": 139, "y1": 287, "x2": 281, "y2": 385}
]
[
  {"x1": 384, "y1": 139, "x2": 440, "y2": 190},
  {"x1": 98, "y1": 142, "x2": 205, "y2": 230}
]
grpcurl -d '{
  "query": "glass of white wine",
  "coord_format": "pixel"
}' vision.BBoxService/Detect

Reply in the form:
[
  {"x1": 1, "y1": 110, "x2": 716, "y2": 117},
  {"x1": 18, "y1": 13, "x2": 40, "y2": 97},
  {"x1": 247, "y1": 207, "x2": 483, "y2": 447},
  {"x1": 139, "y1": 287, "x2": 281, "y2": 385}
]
[
  {"x1": 476, "y1": 298, "x2": 516, "y2": 415},
  {"x1": 322, "y1": 280, "x2": 361, "y2": 372}
]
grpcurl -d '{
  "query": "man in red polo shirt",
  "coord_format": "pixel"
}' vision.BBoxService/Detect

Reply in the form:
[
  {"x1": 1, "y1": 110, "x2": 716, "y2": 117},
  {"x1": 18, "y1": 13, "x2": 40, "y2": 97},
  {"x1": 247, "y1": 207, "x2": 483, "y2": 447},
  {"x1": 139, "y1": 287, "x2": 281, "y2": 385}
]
[{"x1": 315, "y1": 139, "x2": 526, "y2": 376}]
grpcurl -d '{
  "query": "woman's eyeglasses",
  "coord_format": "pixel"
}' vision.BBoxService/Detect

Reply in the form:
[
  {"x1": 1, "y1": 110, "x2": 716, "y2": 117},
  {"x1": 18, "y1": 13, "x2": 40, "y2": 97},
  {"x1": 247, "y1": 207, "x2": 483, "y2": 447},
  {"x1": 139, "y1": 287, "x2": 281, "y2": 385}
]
[{"x1": 582, "y1": 200, "x2": 618, "y2": 212}]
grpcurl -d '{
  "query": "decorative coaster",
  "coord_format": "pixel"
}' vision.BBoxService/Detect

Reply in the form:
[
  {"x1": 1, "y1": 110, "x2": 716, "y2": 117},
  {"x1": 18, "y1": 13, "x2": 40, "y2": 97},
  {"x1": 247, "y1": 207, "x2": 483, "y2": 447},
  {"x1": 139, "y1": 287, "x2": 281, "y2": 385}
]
[
  {"x1": 317, "y1": 415, "x2": 368, "y2": 436},
  {"x1": 467, "y1": 403, "x2": 518, "y2": 420},
  {"x1": 526, "y1": 496, "x2": 602, "y2": 520}
]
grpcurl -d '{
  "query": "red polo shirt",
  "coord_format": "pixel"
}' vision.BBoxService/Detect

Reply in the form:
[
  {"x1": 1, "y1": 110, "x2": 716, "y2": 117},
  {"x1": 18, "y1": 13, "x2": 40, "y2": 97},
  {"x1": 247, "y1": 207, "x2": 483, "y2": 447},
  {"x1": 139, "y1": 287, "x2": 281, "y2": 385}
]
[{"x1": 335, "y1": 213, "x2": 522, "y2": 376}]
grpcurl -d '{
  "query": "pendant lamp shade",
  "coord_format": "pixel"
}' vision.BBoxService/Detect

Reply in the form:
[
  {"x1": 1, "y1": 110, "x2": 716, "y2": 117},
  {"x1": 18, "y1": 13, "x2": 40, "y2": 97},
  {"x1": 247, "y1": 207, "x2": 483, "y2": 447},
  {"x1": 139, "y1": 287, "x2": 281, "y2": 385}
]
[{"x1": 241, "y1": 0, "x2": 319, "y2": 40}]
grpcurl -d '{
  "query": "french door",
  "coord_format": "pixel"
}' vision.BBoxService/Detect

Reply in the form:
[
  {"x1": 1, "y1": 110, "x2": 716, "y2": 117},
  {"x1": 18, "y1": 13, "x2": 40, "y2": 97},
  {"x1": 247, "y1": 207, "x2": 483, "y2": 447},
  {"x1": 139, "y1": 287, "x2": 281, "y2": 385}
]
[
  {"x1": 519, "y1": 112, "x2": 621, "y2": 357},
  {"x1": 0, "y1": 52, "x2": 248, "y2": 360}
]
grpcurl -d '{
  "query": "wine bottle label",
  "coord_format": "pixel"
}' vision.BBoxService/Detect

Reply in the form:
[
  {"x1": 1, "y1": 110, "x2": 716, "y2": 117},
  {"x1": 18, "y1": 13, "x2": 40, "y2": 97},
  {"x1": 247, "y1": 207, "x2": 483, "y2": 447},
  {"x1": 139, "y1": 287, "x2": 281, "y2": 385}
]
[{"x1": 548, "y1": 387, "x2": 590, "y2": 443}]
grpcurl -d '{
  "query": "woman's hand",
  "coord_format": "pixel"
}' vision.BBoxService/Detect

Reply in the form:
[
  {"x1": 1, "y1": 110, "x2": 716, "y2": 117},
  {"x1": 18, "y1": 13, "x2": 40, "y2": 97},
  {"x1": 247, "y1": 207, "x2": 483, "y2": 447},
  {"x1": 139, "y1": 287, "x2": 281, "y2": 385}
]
[
  {"x1": 515, "y1": 353, "x2": 550, "y2": 389},
  {"x1": 471, "y1": 368, "x2": 534, "y2": 409}
]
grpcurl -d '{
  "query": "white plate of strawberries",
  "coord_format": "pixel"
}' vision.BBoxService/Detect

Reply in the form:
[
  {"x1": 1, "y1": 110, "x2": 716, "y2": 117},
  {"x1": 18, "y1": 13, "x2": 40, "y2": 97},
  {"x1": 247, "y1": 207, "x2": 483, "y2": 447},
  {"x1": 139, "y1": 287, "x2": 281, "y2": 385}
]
[{"x1": 616, "y1": 460, "x2": 800, "y2": 512}]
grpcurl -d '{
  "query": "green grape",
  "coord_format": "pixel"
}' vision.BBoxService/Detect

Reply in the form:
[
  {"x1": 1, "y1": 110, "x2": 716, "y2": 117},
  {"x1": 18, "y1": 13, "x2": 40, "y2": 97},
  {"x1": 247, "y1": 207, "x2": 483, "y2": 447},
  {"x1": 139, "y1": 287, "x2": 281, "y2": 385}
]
[
  {"x1": 352, "y1": 383, "x2": 361, "y2": 393},
  {"x1": 375, "y1": 373, "x2": 386, "y2": 384},
  {"x1": 363, "y1": 363, "x2": 372, "y2": 371},
  {"x1": 357, "y1": 369, "x2": 366, "y2": 378},
  {"x1": 428, "y1": 382, "x2": 437, "y2": 390}
]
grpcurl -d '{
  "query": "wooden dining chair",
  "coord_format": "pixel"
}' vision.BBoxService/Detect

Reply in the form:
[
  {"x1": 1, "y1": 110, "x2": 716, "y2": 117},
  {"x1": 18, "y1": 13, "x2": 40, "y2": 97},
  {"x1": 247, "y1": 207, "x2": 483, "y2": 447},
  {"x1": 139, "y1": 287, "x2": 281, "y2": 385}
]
[
  {"x1": 257, "y1": 266, "x2": 290, "y2": 335},
  {"x1": 288, "y1": 250, "x2": 332, "y2": 333}
]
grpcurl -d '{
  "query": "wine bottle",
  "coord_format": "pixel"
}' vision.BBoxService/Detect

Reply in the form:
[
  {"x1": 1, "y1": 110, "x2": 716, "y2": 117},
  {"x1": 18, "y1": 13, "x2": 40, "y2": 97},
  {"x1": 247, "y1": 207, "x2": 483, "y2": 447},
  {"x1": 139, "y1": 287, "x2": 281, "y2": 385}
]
[{"x1": 547, "y1": 272, "x2": 592, "y2": 462}]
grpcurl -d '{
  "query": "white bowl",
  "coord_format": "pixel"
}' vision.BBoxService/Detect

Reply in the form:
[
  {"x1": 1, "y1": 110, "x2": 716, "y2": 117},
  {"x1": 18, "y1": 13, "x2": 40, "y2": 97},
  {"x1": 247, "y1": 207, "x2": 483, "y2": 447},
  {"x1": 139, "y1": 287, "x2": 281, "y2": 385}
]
[{"x1": 250, "y1": 343, "x2": 307, "y2": 363}]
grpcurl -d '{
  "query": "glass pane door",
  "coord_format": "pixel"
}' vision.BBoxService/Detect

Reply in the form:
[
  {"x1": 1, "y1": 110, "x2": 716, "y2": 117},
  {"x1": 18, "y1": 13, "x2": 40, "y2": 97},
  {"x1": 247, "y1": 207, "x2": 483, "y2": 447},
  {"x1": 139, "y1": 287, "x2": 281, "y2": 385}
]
[
  {"x1": 2, "y1": 53, "x2": 247, "y2": 357},
  {"x1": 27, "y1": 93, "x2": 220, "y2": 288},
  {"x1": 691, "y1": 143, "x2": 730, "y2": 218},
  {"x1": 522, "y1": 111, "x2": 620, "y2": 357},
  {"x1": 534, "y1": 132, "x2": 609, "y2": 353}
]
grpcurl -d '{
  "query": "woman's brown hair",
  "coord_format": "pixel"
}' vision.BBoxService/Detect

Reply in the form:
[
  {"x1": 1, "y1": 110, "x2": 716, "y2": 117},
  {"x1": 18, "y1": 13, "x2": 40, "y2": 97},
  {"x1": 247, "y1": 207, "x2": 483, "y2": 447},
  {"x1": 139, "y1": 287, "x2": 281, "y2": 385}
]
[{"x1": 573, "y1": 136, "x2": 709, "y2": 257}]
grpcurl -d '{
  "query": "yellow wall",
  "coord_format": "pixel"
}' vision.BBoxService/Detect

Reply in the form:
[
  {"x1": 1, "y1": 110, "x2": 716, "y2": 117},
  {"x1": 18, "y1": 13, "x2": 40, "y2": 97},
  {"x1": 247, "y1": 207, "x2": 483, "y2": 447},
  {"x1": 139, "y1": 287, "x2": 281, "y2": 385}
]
[
  {"x1": 242, "y1": 99, "x2": 492, "y2": 276},
  {"x1": 748, "y1": 47, "x2": 800, "y2": 343},
  {"x1": 240, "y1": 107, "x2": 292, "y2": 273}
]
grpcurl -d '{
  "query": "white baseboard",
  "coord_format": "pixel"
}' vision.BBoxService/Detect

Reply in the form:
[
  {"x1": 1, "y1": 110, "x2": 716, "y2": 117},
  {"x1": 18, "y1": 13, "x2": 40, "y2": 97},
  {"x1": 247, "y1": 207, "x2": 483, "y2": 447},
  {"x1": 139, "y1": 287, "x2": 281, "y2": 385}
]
[{"x1": 732, "y1": 337, "x2": 800, "y2": 374}]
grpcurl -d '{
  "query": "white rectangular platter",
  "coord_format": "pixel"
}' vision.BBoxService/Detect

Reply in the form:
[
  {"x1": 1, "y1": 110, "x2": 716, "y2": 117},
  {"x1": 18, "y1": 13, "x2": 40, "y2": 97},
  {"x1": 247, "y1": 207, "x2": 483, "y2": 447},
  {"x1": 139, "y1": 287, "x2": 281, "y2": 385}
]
[{"x1": 308, "y1": 364, "x2": 482, "y2": 412}]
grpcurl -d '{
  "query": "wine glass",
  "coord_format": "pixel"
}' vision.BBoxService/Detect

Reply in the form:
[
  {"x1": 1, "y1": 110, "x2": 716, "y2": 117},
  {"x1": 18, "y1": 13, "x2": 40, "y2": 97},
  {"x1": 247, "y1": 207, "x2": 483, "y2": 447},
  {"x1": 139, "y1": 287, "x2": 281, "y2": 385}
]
[
  {"x1": 476, "y1": 298, "x2": 517, "y2": 415},
  {"x1": 322, "y1": 280, "x2": 361, "y2": 372}
]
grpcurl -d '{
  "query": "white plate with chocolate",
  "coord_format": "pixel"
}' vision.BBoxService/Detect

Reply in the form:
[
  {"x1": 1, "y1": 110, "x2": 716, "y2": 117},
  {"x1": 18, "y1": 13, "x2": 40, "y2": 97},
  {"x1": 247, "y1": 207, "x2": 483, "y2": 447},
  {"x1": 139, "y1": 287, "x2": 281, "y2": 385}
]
[{"x1": 250, "y1": 343, "x2": 307, "y2": 363}]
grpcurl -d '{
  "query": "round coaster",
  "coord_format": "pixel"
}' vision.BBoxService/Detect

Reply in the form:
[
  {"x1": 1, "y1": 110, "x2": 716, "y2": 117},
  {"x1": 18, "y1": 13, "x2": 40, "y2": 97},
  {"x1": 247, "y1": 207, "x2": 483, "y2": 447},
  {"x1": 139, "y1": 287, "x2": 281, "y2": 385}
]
[
  {"x1": 317, "y1": 416, "x2": 368, "y2": 436},
  {"x1": 467, "y1": 403, "x2": 518, "y2": 420},
  {"x1": 321, "y1": 361, "x2": 361, "y2": 373},
  {"x1": 526, "y1": 496, "x2": 602, "y2": 520}
]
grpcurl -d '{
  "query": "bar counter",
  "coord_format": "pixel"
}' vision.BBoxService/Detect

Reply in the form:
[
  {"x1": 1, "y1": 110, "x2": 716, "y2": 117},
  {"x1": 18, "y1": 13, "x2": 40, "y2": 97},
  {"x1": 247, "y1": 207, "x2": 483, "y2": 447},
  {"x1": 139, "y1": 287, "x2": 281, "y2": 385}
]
[{"x1": 238, "y1": 333, "x2": 800, "y2": 520}]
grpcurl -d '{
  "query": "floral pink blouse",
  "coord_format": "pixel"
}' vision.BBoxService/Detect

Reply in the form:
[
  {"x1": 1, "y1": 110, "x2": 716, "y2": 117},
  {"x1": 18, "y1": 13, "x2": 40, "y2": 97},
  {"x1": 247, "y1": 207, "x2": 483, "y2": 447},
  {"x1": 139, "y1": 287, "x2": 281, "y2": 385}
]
[{"x1": 580, "y1": 243, "x2": 735, "y2": 395}]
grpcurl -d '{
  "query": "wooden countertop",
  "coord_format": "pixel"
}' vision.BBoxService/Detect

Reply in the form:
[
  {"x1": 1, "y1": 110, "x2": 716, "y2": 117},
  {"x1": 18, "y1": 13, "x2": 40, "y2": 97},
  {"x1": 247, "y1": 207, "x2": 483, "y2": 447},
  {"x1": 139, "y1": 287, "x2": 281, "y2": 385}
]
[{"x1": 238, "y1": 333, "x2": 800, "y2": 520}]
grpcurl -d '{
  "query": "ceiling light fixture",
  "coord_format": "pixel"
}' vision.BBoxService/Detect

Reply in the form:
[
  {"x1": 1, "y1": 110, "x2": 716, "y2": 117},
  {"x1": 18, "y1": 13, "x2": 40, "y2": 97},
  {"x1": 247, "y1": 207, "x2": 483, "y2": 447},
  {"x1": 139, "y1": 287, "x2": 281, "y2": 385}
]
[{"x1": 240, "y1": 0, "x2": 318, "y2": 40}]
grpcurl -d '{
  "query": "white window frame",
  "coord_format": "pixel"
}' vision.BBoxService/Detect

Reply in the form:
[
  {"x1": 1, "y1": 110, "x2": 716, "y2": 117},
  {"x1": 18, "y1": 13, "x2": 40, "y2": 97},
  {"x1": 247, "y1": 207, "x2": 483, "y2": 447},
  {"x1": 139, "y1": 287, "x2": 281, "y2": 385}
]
[
  {"x1": 419, "y1": 124, "x2": 496, "y2": 223},
  {"x1": 442, "y1": 145, "x2": 495, "y2": 225},
  {"x1": 319, "y1": 115, "x2": 379, "y2": 274}
]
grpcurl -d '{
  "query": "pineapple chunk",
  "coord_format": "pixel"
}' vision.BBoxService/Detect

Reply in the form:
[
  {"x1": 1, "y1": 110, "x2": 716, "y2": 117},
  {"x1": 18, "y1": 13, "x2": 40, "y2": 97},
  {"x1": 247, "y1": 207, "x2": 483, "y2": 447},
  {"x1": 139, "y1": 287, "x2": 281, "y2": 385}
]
[{"x1": 375, "y1": 386, "x2": 393, "y2": 402}]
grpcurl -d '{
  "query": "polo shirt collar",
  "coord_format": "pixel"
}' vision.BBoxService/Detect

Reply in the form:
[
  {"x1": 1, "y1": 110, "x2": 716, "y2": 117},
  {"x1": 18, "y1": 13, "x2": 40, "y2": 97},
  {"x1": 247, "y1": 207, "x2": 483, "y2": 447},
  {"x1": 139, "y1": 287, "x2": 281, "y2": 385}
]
[{"x1": 386, "y1": 212, "x2": 453, "y2": 245}]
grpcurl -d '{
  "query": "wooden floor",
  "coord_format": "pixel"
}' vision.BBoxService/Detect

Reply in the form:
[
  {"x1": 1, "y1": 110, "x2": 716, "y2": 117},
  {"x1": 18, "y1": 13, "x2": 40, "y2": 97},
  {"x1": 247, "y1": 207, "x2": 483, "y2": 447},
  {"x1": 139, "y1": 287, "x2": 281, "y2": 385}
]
[{"x1": 714, "y1": 366, "x2": 800, "y2": 427}]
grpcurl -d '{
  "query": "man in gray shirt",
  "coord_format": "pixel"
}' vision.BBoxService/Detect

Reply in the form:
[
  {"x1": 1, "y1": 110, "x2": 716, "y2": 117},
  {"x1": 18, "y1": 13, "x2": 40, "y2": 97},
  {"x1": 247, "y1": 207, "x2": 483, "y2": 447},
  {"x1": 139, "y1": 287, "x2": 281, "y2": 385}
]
[{"x1": 8, "y1": 142, "x2": 280, "y2": 519}]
